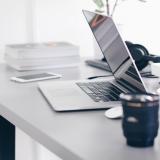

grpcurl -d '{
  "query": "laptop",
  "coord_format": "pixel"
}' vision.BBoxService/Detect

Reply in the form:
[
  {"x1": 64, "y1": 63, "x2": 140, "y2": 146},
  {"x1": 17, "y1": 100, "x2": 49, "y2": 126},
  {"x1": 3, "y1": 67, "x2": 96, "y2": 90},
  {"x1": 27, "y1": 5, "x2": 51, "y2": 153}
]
[{"x1": 38, "y1": 10, "x2": 147, "y2": 111}]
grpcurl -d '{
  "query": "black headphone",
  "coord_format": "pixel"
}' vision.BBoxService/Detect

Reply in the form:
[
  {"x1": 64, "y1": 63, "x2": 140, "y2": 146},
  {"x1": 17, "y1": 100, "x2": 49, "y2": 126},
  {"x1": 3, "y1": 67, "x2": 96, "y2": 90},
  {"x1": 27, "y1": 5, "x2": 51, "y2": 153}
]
[{"x1": 125, "y1": 41, "x2": 160, "y2": 70}]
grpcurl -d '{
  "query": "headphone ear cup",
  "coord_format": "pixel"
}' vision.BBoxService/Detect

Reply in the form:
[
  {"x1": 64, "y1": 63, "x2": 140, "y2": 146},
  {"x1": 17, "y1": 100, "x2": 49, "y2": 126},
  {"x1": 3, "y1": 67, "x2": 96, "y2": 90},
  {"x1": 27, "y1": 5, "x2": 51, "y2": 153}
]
[
  {"x1": 132, "y1": 44, "x2": 150, "y2": 70},
  {"x1": 133, "y1": 44, "x2": 149, "y2": 56},
  {"x1": 126, "y1": 43, "x2": 149, "y2": 70}
]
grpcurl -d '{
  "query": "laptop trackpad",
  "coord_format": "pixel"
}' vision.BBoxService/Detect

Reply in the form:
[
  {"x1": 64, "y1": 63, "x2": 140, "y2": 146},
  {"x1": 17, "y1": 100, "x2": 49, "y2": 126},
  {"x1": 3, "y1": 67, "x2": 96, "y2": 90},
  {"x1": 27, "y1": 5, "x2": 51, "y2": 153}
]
[
  {"x1": 44, "y1": 84, "x2": 96, "y2": 109},
  {"x1": 51, "y1": 88, "x2": 81, "y2": 97}
]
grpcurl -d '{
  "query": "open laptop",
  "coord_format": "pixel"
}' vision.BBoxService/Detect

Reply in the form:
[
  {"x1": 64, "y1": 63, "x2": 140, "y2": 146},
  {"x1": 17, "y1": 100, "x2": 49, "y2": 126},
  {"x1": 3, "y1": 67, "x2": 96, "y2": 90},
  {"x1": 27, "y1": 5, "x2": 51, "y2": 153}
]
[{"x1": 38, "y1": 10, "x2": 147, "y2": 111}]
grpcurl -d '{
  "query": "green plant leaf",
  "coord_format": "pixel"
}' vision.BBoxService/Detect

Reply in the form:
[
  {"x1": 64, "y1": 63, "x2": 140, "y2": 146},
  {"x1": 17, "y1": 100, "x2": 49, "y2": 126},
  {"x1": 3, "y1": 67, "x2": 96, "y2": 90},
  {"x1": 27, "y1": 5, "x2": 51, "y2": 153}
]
[{"x1": 93, "y1": 0, "x2": 104, "y2": 9}]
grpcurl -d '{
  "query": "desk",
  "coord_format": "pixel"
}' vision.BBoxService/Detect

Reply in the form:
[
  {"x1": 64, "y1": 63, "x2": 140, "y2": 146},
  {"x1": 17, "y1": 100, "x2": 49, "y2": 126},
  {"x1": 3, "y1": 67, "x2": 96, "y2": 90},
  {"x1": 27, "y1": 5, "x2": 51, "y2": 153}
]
[{"x1": 0, "y1": 61, "x2": 160, "y2": 160}]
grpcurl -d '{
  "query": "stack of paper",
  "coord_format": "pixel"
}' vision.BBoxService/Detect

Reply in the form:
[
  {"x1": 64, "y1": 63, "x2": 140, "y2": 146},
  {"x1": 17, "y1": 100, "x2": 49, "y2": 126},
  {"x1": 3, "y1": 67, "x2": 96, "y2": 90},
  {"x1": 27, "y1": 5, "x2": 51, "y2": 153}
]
[{"x1": 4, "y1": 42, "x2": 80, "y2": 71}]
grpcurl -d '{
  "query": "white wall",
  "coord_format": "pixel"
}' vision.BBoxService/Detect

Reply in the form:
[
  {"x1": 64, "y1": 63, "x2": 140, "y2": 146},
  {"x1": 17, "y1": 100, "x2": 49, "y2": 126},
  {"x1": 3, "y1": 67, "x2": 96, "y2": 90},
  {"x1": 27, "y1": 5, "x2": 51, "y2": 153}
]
[
  {"x1": 0, "y1": 0, "x2": 30, "y2": 43},
  {"x1": 0, "y1": 0, "x2": 96, "y2": 61},
  {"x1": 33, "y1": 0, "x2": 95, "y2": 57},
  {"x1": 0, "y1": 0, "x2": 35, "y2": 61},
  {"x1": 113, "y1": 0, "x2": 160, "y2": 55}
]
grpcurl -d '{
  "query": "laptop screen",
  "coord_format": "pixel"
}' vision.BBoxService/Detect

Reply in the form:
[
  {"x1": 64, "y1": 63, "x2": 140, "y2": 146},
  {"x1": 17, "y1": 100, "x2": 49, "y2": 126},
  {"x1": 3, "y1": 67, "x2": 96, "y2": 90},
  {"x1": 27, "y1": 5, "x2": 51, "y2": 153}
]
[{"x1": 83, "y1": 10, "x2": 146, "y2": 93}]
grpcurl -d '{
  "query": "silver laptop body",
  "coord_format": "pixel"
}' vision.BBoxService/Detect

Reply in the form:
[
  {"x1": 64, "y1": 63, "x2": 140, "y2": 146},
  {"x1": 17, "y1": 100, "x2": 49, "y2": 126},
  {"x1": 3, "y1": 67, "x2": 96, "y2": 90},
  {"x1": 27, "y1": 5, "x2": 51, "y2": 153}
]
[{"x1": 38, "y1": 10, "x2": 147, "y2": 111}]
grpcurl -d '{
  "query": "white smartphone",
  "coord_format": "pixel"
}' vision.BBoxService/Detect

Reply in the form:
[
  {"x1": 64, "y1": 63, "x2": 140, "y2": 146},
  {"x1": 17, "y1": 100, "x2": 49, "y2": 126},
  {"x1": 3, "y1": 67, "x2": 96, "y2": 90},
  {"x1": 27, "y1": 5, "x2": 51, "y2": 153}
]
[{"x1": 11, "y1": 72, "x2": 62, "y2": 83}]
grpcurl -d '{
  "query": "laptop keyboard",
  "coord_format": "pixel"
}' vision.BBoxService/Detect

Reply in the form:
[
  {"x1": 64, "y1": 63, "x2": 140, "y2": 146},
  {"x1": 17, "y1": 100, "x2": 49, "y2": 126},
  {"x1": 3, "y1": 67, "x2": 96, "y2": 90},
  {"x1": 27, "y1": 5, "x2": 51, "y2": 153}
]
[{"x1": 76, "y1": 81, "x2": 125, "y2": 102}]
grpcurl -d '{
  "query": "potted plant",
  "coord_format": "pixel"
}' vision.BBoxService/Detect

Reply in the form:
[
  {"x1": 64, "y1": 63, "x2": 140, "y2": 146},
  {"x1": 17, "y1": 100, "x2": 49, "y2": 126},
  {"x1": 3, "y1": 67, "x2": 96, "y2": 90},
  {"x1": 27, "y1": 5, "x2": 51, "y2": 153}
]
[{"x1": 92, "y1": 0, "x2": 147, "y2": 17}]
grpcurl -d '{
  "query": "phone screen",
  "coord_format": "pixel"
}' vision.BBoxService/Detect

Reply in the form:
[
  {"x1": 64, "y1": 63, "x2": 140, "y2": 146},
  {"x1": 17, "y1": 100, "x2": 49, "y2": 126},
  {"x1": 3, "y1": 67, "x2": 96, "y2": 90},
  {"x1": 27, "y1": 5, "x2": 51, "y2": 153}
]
[{"x1": 17, "y1": 73, "x2": 56, "y2": 80}]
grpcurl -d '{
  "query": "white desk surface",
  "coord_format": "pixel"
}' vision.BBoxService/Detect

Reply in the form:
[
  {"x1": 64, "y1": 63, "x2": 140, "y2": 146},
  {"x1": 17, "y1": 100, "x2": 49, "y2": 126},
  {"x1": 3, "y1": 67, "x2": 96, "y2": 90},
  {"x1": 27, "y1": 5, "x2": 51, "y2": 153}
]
[{"x1": 0, "y1": 62, "x2": 160, "y2": 160}]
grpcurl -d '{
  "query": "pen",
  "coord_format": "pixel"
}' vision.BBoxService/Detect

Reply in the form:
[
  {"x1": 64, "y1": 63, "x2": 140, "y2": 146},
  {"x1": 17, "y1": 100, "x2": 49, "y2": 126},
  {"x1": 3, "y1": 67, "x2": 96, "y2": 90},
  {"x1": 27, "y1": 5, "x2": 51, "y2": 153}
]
[
  {"x1": 87, "y1": 75, "x2": 112, "y2": 80},
  {"x1": 140, "y1": 72, "x2": 158, "y2": 78}
]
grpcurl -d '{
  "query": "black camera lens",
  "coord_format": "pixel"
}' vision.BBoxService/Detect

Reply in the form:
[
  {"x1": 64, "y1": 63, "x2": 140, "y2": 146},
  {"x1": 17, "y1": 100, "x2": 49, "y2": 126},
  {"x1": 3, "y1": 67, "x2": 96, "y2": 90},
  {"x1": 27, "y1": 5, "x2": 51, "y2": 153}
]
[{"x1": 120, "y1": 93, "x2": 159, "y2": 147}]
